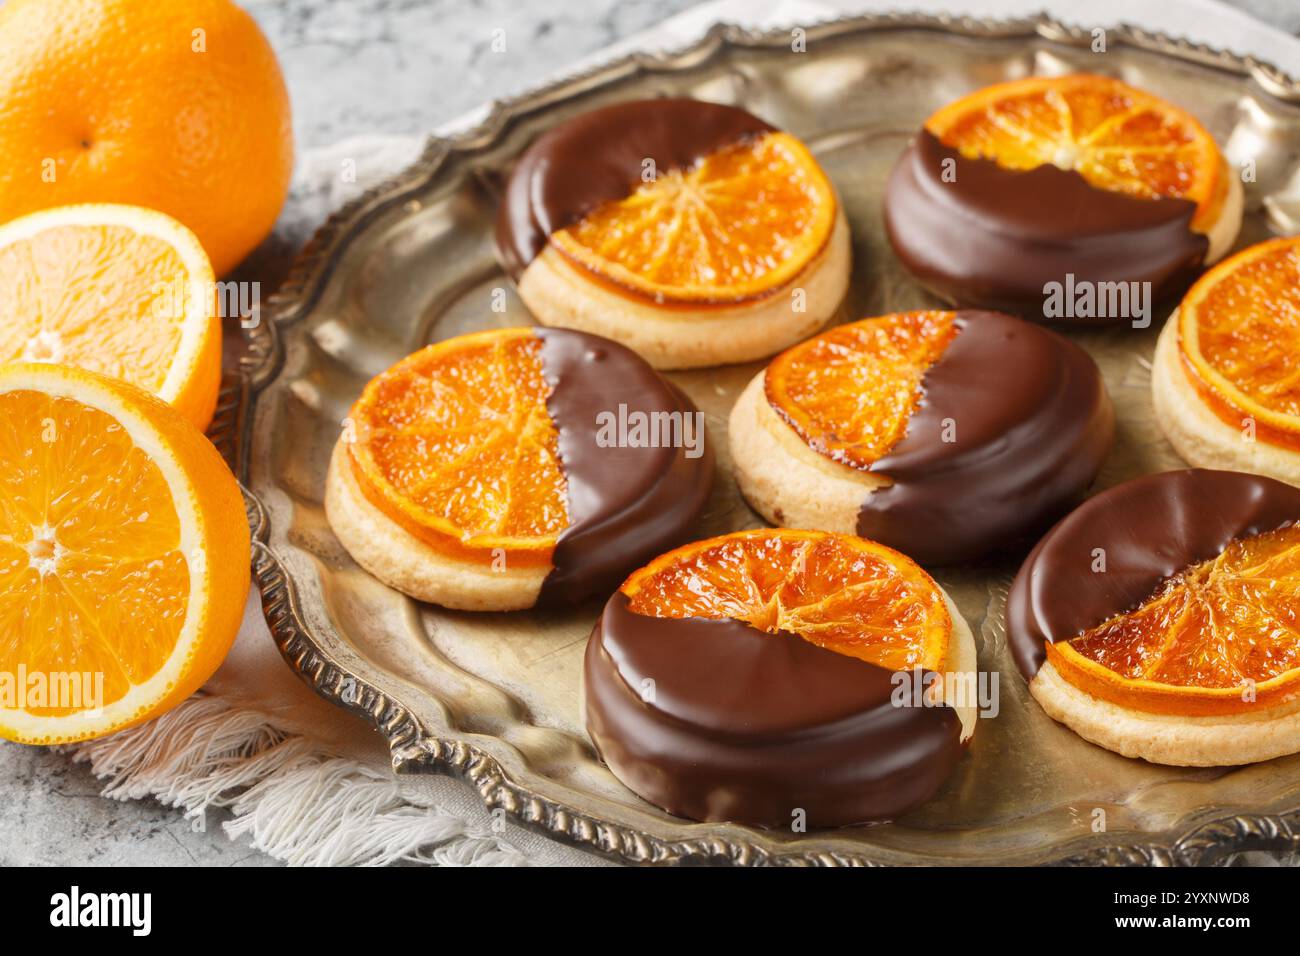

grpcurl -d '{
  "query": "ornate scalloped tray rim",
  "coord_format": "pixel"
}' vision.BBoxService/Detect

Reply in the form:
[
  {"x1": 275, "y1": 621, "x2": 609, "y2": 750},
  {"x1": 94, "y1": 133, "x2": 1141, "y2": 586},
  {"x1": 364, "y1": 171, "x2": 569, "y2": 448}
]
[{"x1": 239, "y1": 11, "x2": 1300, "y2": 866}]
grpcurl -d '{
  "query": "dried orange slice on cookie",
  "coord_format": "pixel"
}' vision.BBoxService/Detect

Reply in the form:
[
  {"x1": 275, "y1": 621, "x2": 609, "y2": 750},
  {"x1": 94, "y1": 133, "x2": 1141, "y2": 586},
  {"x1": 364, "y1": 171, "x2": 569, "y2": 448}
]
[
  {"x1": 730, "y1": 310, "x2": 1113, "y2": 564},
  {"x1": 884, "y1": 74, "x2": 1241, "y2": 320},
  {"x1": 1009, "y1": 469, "x2": 1300, "y2": 766},
  {"x1": 0, "y1": 204, "x2": 222, "y2": 430},
  {"x1": 1154, "y1": 236, "x2": 1300, "y2": 482},
  {"x1": 584, "y1": 528, "x2": 977, "y2": 827},
  {"x1": 325, "y1": 327, "x2": 713, "y2": 611},
  {"x1": 0, "y1": 363, "x2": 249, "y2": 744},
  {"x1": 496, "y1": 99, "x2": 850, "y2": 369}
]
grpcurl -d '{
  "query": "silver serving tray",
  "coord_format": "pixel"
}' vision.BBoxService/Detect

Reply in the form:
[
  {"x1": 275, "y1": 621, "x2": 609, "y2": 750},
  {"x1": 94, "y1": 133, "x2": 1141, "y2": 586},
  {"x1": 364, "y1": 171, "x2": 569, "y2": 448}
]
[{"x1": 234, "y1": 12, "x2": 1300, "y2": 865}]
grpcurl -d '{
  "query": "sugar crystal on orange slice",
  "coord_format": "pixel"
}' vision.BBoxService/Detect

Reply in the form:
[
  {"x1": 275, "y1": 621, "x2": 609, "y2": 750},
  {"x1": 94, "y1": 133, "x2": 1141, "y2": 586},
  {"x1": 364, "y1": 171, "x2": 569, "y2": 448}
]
[
  {"x1": 925, "y1": 75, "x2": 1223, "y2": 232},
  {"x1": 1178, "y1": 236, "x2": 1300, "y2": 450},
  {"x1": 764, "y1": 311, "x2": 958, "y2": 470},
  {"x1": 549, "y1": 131, "x2": 837, "y2": 305},
  {"x1": 1048, "y1": 522, "x2": 1300, "y2": 715},
  {"x1": 346, "y1": 328, "x2": 568, "y2": 566},
  {"x1": 621, "y1": 528, "x2": 950, "y2": 673}
]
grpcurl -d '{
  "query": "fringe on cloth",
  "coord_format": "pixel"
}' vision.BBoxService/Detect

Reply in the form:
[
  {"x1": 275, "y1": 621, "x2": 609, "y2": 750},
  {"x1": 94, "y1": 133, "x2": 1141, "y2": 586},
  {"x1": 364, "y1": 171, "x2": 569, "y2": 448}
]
[{"x1": 62, "y1": 694, "x2": 528, "y2": 867}]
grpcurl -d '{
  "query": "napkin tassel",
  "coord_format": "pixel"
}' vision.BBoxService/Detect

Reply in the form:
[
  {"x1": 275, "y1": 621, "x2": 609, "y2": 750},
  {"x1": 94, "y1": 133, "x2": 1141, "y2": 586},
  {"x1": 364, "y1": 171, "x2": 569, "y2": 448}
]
[{"x1": 63, "y1": 693, "x2": 528, "y2": 867}]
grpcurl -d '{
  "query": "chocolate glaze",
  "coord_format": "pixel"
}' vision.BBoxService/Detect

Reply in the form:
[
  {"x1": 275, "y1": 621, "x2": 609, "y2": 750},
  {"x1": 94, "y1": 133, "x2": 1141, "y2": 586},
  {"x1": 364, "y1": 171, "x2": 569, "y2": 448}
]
[
  {"x1": 883, "y1": 130, "x2": 1209, "y2": 320},
  {"x1": 855, "y1": 310, "x2": 1114, "y2": 565},
  {"x1": 537, "y1": 328, "x2": 713, "y2": 606},
  {"x1": 1007, "y1": 469, "x2": 1300, "y2": 679},
  {"x1": 495, "y1": 98, "x2": 774, "y2": 279},
  {"x1": 584, "y1": 592, "x2": 965, "y2": 827}
]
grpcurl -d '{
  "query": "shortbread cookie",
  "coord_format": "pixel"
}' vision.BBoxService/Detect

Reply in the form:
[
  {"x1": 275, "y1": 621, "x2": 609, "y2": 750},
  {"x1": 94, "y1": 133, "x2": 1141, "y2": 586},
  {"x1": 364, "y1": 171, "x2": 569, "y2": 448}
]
[
  {"x1": 584, "y1": 529, "x2": 977, "y2": 827},
  {"x1": 885, "y1": 74, "x2": 1242, "y2": 322},
  {"x1": 1008, "y1": 469, "x2": 1300, "y2": 766},
  {"x1": 729, "y1": 310, "x2": 1114, "y2": 564},
  {"x1": 496, "y1": 98, "x2": 850, "y2": 369},
  {"x1": 325, "y1": 327, "x2": 713, "y2": 610},
  {"x1": 1153, "y1": 236, "x2": 1300, "y2": 485}
]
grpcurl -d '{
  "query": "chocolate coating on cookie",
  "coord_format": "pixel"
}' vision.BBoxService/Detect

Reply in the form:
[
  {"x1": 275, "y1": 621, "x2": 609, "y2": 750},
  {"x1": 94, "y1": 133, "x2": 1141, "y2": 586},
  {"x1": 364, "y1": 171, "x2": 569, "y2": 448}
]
[
  {"x1": 1007, "y1": 469, "x2": 1300, "y2": 680},
  {"x1": 883, "y1": 130, "x2": 1208, "y2": 320},
  {"x1": 856, "y1": 311, "x2": 1114, "y2": 565},
  {"x1": 495, "y1": 98, "x2": 774, "y2": 279},
  {"x1": 584, "y1": 592, "x2": 964, "y2": 827},
  {"x1": 537, "y1": 329, "x2": 713, "y2": 605}
]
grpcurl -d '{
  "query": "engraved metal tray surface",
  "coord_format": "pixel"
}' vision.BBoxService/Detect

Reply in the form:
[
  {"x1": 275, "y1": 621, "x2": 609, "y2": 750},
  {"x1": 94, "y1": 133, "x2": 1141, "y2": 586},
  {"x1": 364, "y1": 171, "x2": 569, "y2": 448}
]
[{"x1": 236, "y1": 13, "x2": 1300, "y2": 865}]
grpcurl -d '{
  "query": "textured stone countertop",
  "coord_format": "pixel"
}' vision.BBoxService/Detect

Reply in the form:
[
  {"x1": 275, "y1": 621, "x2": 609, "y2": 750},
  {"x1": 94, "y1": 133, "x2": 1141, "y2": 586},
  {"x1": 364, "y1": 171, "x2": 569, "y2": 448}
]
[{"x1": 0, "y1": 0, "x2": 1293, "y2": 867}]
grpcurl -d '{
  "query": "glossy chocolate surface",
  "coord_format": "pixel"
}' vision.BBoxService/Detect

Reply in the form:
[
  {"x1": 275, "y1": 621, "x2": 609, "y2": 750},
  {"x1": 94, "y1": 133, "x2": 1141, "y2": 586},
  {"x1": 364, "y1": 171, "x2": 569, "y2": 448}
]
[
  {"x1": 883, "y1": 130, "x2": 1208, "y2": 320},
  {"x1": 584, "y1": 592, "x2": 964, "y2": 828},
  {"x1": 495, "y1": 98, "x2": 774, "y2": 279},
  {"x1": 855, "y1": 310, "x2": 1114, "y2": 565},
  {"x1": 537, "y1": 328, "x2": 713, "y2": 605},
  {"x1": 1007, "y1": 469, "x2": 1300, "y2": 679}
]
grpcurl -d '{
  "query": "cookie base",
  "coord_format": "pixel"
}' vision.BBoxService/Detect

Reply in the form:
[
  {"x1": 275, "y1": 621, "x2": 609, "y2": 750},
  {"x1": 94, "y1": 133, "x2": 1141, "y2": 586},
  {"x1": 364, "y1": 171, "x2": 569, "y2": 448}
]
[
  {"x1": 516, "y1": 210, "x2": 851, "y2": 370},
  {"x1": 1152, "y1": 309, "x2": 1300, "y2": 486},
  {"x1": 728, "y1": 370, "x2": 880, "y2": 533},
  {"x1": 1031, "y1": 659, "x2": 1300, "y2": 766},
  {"x1": 324, "y1": 439, "x2": 548, "y2": 611}
]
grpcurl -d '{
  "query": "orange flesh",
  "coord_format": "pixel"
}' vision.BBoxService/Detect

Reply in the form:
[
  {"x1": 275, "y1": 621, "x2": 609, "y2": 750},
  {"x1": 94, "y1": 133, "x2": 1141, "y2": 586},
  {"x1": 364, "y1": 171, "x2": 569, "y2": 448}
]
[
  {"x1": 1178, "y1": 237, "x2": 1300, "y2": 450},
  {"x1": 0, "y1": 389, "x2": 187, "y2": 715},
  {"x1": 0, "y1": 224, "x2": 192, "y2": 393},
  {"x1": 549, "y1": 131, "x2": 837, "y2": 305},
  {"x1": 1050, "y1": 523, "x2": 1300, "y2": 715},
  {"x1": 622, "y1": 529, "x2": 950, "y2": 672},
  {"x1": 346, "y1": 329, "x2": 568, "y2": 566},
  {"x1": 926, "y1": 74, "x2": 1223, "y2": 232},
  {"x1": 764, "y1": 311, "x2": 958, "y2": 470}
]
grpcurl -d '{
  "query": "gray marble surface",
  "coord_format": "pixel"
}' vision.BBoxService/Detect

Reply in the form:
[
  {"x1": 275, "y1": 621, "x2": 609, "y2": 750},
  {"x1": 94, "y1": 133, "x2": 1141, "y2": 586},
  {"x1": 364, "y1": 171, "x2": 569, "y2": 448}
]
[{"x1": 0, "y1": 0, "x2": 1293, "y2": 868}]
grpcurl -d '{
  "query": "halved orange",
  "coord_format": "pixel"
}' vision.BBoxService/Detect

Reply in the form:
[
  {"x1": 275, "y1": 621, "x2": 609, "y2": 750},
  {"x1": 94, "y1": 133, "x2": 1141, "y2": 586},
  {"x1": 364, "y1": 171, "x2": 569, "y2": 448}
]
[
  {"x1": 345, "y1": 328, "x2": 567, "y2": 568},
  {"x1": 764, "y1": 311, "x2": 958, "y2": 470},
  {"x1": 549, "y1": 131, "x2": 837, "y2": 305},
  {"x1": 926, "y1": 74, "x2": 1225, "y2": 232},
  {"x1": 0, "y1": 362, "x2": 249, "y2": 743},
  {"x1": 0, "y1": 204, "x2": 221, "y2": 431},
  {"x1": 1177, "y1": 236, "x2": 1300, "y2": 450},
  {"x1": 621, "y1": 528, "x2": 950, "y2": 672},
  {"x1": 1048, "y1": 522, "x2": 1300, "y2": 716}
]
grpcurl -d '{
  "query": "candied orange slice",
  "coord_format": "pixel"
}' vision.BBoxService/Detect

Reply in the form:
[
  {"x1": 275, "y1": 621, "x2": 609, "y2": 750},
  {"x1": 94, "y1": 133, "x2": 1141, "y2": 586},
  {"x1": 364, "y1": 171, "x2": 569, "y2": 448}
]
[
  {"x1": 0, "y1": 363, "x2": 249, "y2": 743},
  {"x1": 764, "y1": 311, "x2": 958, "y2": 470},
  {"x1": 622, "y1": 528, "x2": 950, "y2": 672},
  {"x1": 549, "y1": 131, "x2": 837, "y2": 305},
  {"x1": 1177, "y1": 236, "x2": 1300, "y2": 450},
  {"x1": 926, "y1": 74, "x2": 1224, "y2": 232},
  {"x1": 345, "y1": 328, "x2": 566, "y2": 567},
  {"x1": 1049, "y1": 523, "x2": 1300, "y2": 715}
]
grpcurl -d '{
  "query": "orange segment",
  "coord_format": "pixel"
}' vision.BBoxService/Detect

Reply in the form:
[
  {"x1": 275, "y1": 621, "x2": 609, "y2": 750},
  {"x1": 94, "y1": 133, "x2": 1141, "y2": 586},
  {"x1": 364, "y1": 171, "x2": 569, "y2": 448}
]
[
  {"x1": 926, "y1": 74, "x2": 1223, "y2": 232},
  {"x1": 1178, "y1": 236, "x2": 1300, "y2": 450},
  {"x1": 549, "y1": 131, "x2": 837, "y2": 305},
  {"x1": 622, "y1": 528, "x2": 951, "y2": 672},
  {"x1": 0, "y1": 362, "x2": 249, "y2": 743},
  {"x1": 346, "y1": 328, "x2": 567, "y2": 567},
  {"x1": 764, "y1": 311, "x2": 958, "y2": 470},
  {"x1": 0, "y1": 204, "x2": 221, "y2": 430},
  {"x1": 1049, "y1": 523, "x2": 1300, "y2": 716}
]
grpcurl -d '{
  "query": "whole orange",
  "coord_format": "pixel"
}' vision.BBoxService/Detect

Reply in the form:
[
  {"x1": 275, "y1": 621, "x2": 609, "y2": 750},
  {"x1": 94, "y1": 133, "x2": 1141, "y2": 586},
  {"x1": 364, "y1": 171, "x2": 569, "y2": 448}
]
[{"x1": 0, "y1": 0, "x2": 293, "y2": 276}]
